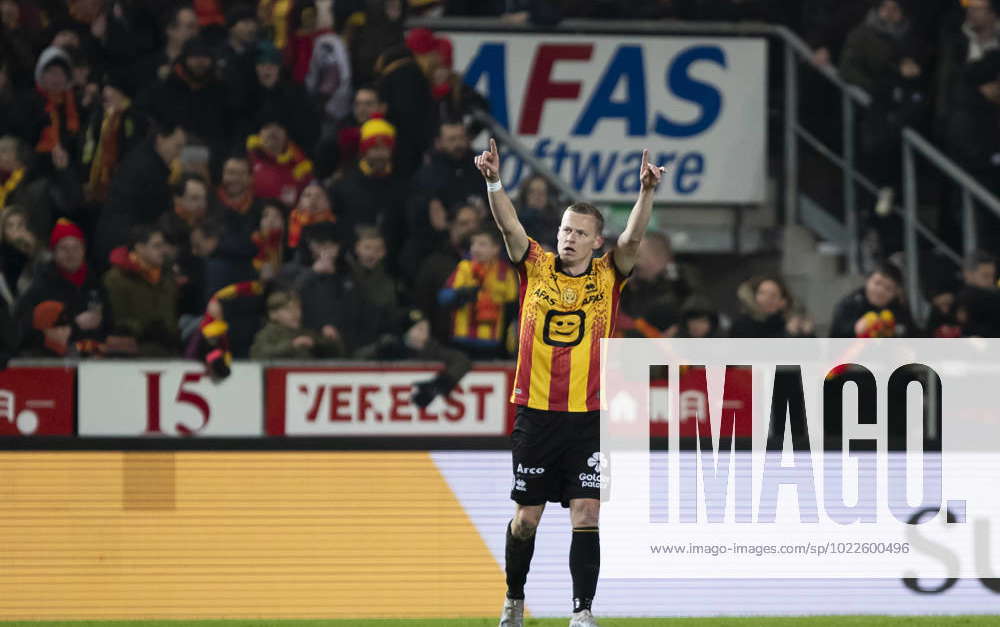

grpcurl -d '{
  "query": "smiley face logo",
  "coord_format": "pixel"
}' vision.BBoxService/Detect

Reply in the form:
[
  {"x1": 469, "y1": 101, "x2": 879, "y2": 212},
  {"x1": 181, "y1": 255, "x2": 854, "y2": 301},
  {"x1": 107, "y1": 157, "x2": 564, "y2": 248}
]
[{"x1": 543, "y1": 310, "x2": 585, "y2": 347}]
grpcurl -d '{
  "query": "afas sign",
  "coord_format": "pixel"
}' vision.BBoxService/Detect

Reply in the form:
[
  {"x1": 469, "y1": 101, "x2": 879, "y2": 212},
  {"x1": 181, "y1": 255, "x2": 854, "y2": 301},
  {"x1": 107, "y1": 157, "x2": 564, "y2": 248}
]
[
  {"x1": 266, "y1": 366, "x2": 512, "y2": 435},
  {"x1": 446, "y1": 33, "x2": 766, "y2": 203}
]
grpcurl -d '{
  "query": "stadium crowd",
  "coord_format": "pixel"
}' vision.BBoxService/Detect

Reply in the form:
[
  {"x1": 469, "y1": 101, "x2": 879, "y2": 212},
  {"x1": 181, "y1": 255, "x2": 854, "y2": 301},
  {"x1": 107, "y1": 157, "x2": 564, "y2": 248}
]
[{"x1": 1, "y1": 0, "x2": 1000, "y2": 404}]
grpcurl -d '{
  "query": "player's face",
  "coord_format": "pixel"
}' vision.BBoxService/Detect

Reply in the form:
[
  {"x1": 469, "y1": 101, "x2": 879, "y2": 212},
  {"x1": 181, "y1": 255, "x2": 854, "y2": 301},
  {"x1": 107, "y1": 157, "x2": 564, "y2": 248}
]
[{"x1": 556, "y1": 211, "x2": 602, "y2": 266}]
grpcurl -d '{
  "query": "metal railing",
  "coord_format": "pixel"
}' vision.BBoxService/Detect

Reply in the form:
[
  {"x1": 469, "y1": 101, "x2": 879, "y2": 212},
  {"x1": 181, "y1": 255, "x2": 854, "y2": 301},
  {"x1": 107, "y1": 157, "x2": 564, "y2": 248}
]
[{"x1": 414, "y1": 16, "x2": 1000, "y2": 318}]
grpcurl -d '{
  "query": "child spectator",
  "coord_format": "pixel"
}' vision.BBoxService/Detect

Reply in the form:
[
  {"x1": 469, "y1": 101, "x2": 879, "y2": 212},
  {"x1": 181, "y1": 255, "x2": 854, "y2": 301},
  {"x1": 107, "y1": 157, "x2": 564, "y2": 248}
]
[
  {"x1": 250, "y1": 290, "x2": 343, "y2": 359},
  {"x1": 438, "y1": 228, "x2": 517, "y2": 358},
  {"x1": 350, "y1": 226, "x2": 400, "y2": 315},
  {"x1": 830, "y1": 262, "x2": 917, "y2": 337},
  {"x1": 252, "y1": 202, "x2": 287, "y2": 280}
]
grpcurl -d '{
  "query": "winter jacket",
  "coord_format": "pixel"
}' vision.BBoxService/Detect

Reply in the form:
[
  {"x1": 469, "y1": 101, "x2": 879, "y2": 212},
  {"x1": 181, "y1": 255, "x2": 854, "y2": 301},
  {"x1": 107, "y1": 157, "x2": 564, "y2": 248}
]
[
  {"x1": 94, "y1": 141, "x2": 172, "y2": 266},
  {"x1": 250, "y1": 322, "x2": 344, "y2": 360},
  {"x1": 330, "y1": 163, "x2": 407, "y2": 258},
  {"x1": 3, "y1": 169, "x2": 82, "y2": 241},
  {"x1": 296, "y1": 268, "x2": 380, "y2": 354},
  {"x1": 376, "y1": 46, "x2": 436, "y2": 178},
  {"x1": 350, "y1": 258, "x2": 401, "y2": 315},
  {"x1": 14, "y1": 261, "x2": 109, "y2": 356},
  {"x1": 137, "y1": 64, "x2": 228, "y2": 148},
  {"x1": 729, "y1": 278, "x2": 812, "y2": 338},
  {"x1": 621, "y1": 264, "x2": 700, "y2": 335},
  {"x1": 102, "y1": 246, "x2": 179, "y2": 356},
  {"x1": 829, "y1": 286, "x2": 918, "y2": 338},
  {"x1": 247, "y1": 135, "x2": 314, "y2": 207},
  {"x1": 839, "y1": 8, "x2": 918, "y2": 95}
]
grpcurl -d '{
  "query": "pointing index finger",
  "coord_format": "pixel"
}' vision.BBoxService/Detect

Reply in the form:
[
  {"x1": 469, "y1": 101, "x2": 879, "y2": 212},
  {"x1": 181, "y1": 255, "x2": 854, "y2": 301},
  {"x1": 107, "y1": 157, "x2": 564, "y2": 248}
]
[
  {"x1": 641, "y1": 149, "x2": 649, "y2": 170},
  {"x1": 490, "y1": 138, "x2": 498, "y2": 156}
]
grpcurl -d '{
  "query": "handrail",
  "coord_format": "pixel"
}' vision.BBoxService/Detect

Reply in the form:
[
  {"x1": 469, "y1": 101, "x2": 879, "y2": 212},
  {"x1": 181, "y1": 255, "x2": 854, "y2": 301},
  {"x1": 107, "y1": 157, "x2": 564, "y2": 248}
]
[
  {"x1": 903, "y1": 128, "x2": 1000, "y2": 219},
  {"x1": 470, "y1": 108, "x2": 584, "y2": 203}
]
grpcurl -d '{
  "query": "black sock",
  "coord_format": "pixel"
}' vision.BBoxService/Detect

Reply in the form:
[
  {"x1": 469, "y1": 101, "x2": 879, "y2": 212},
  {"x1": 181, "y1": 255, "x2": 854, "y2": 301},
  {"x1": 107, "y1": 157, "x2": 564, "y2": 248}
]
[
  {"x1": 570, "y1": 526, "x2": 599, "y2": 613},
  {"x1": 505, "y1": 519, "x2": 536, "y2": 600}
]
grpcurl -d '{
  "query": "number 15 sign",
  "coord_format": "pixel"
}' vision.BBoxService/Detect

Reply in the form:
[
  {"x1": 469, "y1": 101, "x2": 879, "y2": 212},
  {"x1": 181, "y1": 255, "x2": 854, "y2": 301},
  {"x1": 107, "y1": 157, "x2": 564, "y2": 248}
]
[{"x1": 78, "y1": 362, "x2": 264, "y2": 436}]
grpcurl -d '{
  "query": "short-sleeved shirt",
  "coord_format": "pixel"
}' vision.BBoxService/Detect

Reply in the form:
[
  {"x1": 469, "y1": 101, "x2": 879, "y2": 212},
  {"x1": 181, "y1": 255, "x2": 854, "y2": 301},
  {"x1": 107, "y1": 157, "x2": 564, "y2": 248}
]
[{"x1": 511, "y1": 238, "x2": 628, "y2": 412}]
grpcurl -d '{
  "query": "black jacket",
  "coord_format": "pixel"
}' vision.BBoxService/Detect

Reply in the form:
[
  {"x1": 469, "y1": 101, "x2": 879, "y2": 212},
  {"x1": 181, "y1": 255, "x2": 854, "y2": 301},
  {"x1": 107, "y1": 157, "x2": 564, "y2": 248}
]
[
  {"x1": 13, "y1": 262, "x2": 109, "y2": 356},
  {"x1": 829, "y1": 287, "x2": 918, "y2": 337},
  {"x1": 296, "y1": 269, "x2": 381, "y2": 354},
  {"x1": 376, "y1": 47, "x2": 436, "y2": 178},
  {"x1": 331, "y1": 165, "x2": 408, "y2": 260},
  {"x1": 94, "y1": 141, "x2": 172, "y2": 266}
]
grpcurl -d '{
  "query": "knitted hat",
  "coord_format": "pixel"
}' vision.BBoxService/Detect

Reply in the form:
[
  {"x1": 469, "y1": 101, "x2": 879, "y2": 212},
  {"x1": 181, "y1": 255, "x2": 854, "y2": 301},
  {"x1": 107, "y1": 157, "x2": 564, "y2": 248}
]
[
  {"x1": 405, "y1": 27, "x2": 439, "y2": 56},
  {"x1": 49, "y1": 219, "x2": 85, "y2": 249},
  {"x1": 34, "y1": 46, "x2": 72, "y2": 87},
  {"x1": 359, "y1": 113, "x2": 396, "y2": 153}
]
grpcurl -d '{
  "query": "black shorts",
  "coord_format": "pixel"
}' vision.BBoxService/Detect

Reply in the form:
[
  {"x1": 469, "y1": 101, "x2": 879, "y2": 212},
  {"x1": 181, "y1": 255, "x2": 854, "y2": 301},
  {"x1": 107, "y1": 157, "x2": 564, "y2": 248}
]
[{"x1": 509, "y1": 405, "x2": 605, "y2": 508}]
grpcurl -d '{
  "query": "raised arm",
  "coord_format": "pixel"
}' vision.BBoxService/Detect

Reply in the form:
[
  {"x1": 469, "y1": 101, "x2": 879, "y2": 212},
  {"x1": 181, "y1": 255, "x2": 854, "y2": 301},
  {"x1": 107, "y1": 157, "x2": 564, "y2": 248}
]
[
  {"x1": 475, "y1": 138, "x2": 529, "y2": 263},
  {"x1": 613, "y1": 149, "x2": 664, "y2": 276}
]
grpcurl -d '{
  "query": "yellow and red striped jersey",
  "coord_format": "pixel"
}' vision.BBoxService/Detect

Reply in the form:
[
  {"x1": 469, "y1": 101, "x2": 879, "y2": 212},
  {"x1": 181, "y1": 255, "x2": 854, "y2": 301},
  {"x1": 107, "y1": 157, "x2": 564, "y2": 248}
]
[
  {"x1": 511, "y1": 239, "x2": 628, "y2": 412},
  {"x1": 444, "y1": 259, "x2": 518, "y2": 344}
]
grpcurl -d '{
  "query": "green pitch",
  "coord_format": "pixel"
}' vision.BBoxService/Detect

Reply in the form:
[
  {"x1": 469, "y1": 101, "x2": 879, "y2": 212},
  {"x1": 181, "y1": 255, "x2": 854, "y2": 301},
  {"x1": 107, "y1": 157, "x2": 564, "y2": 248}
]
[{"x1": 1, "y1": 618, "x2": 998, "y2": 627}]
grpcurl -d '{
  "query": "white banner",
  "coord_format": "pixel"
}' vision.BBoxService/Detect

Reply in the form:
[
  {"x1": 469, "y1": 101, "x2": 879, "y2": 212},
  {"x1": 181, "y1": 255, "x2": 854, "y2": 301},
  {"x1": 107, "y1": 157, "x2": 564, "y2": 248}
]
[
  {"x1": 79, "y1": 362, "x2": 263, "y2": 436},
  {"x1": 279, "y1": 369, "x2": 508, "y2": 435},
  {"x1": 446, "y1": 33, "x2": 767, "y2": 203}
]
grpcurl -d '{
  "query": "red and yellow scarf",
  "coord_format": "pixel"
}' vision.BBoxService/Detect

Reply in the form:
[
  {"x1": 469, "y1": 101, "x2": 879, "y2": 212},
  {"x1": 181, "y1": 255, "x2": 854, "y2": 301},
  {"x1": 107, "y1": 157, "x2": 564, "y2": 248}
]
[
  {"x1": 0, "y1": 168, "x2": 26, "y2": 208},
  {"x1": 85, "y1": 105, "x2": 127, "y2": 203},
  {"x1": 36, "y1": 88, "x2": 80, "y2": 153},
  {"x1": 287, "y1": 207, "x2": 334, "y2": 248}
]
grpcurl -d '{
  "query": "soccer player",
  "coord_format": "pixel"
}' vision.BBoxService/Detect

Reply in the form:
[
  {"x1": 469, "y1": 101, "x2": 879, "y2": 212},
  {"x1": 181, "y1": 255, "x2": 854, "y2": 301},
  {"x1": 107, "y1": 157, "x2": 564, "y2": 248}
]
[{"x1": 474, "y1": 139, "x2": 663, "y2": 627}]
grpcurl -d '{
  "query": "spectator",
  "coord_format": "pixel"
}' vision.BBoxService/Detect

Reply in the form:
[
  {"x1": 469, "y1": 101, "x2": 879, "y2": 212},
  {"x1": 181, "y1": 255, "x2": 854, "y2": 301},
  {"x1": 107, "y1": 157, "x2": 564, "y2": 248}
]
[
  {"x1": 159, "y1": 174, "x2": 210, "y2": 254},
  {"x1": 331, "y1": 113, "x2": 406, "y2": 257},
  {"x1": 355, "y1": 308, "x2": 472, "y2": 409},
  {"x1": 0, "y1": 134, "x2": 81, "y2": 241},
  {"x1": 316, "y1": 84, "x2": 384, "y2": 178},
  {"x1": 428, "y1": 36, "x2": 489, "y2": 126},
  {"x1": 830, "y1": 262, "x2": 917, "y2": 337},
  {"x1": 14, "y1": 219, "x2": 107, "y2": 357},
  {"x1": 252, "y1": 201, "x2": 287, "y2": 280},
  {"x1": 0, "y1": 0, "x2": 40, "y2": 89},
  {"x1": 411, "y1": 120, "x2": 485, "y2": 227},
  {"x1": 217, "y1": 154, "x2": 263, "y2": 216},
  {"x1": 138, "y1": 34, "x2": 228, "y2": 153},
  {"x1": 414, "y1": 202, "x2": 481, "y2": 340},
  {"x1": 80, "y1": 71, "x2": 147, "y2": 206},
  {"x1": 375, "y1": 31, "x2": 436, "y2": 177},
  {"x1": 94, "y1": 117, "x2": 186, "y2": 265},
  {"x1": 349, "y1": 225, "x2": 400, "y2": 315},
  {"x1": 250, "y1": 289, "x2": 343, "y2": 359},
  {"x1": 0, "y1": 206, "x2": 47, "y2": 312},
  {"x1": 32, "y1": 45, "x2": 81, "y2": 159},
  {"x1": 619, "y1": 230, "x2": 700, "y2": 337},
  {"x1": 218, "y1": 6, "x2": 259, "y2": 114},
  {"x1": 305, "y1": 26, "x2": 352, "y2": 128},
  {"x1": 190, "y1": 216, "x2": 262, "y2": 305},
  {"x1": 0, "y1": 56, "x2": 47, "y2": 144},
  {"x1": 955, "y1": 250, "x2": 1000, "y2": 336},
  {"x1": 516, "y1": 174, "x2": 562, "y2": 248},
  {"x1": 839, "y1": 0, "x2": 926, "y2": 217},
  {"x1": 245, "y1": 41, "x2": 320, "y2": 151},
  {"x1": 287, "y1": 182, "x2": 335, "y2": 250},
  {"x1": 677, "y1": 295, "x2": 721, "y2": 338},
  {"x1": 345, "y1": 0, "x2": 405, "y2": 89},
  {"x1": 135, "y1": 5, "x2": 200, "y2": 90},
  {"x1": 103, "y1": 225, "x2": 179, "y2": 356},
  {"x1": 438, "y1": 228, "x2": 517, "y2": 359},
  {"x1": 247, "y1": 110, "x2": 314, "y2": 208},
  {"x1": 295, "y1": 221, "x2": 379, "y2": 354},
  {"x1": 800, "y1": 0, "x2": 872, "y2": 67},
  {"x1": 730, "y1": 275, "x2": 815, "y2": 338}
]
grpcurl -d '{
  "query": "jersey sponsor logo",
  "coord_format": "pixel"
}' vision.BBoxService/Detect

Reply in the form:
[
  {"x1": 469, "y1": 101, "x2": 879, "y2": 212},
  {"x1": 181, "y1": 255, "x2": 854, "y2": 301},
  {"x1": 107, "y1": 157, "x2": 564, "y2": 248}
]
[
  {"x1": 580, "y1": 291, "x2": 605, "y2": 307},
  {"x1": 543, "y1": 310, "x2": 585, "y2": 347},
  {"x1": 578, "y1": 472, "x2": 608, "y2": 489},
  {"x1": 516, "y1": 463, "x2": 545, "y2": 475},
  {"x1": 532, "y1": 286, "x2": 558, "y2": 306},
  {"x1": 513, "y1": 478, "x2": 527, "y2": 491}
]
